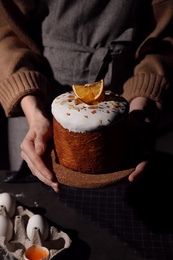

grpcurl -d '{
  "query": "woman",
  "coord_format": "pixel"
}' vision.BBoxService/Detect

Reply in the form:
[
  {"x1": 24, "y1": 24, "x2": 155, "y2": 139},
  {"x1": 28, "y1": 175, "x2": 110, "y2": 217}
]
[{"x1": 0, "y1": 0, "x2": 172, "y2": 192}]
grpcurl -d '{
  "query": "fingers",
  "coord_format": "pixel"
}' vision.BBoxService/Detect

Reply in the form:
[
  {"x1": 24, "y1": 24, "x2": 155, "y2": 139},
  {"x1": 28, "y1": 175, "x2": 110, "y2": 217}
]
[
  {"x1": 128, "y1": 161, "x2": 148, "y2": 182},
  {"x1": 20, "y1": 123, "x2": 59, "y2": 192},
  {"x1": 21, "y1": 149, "x2": 59, "y2": 192},
  {"x1": 34, "y1": 135, "x2": 48, "y2": 156}
]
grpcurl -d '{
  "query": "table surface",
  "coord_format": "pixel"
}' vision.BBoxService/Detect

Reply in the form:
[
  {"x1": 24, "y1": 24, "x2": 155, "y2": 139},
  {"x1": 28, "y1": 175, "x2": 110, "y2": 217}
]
[
  {"x1": 0, "y1": 170, "x2": 146, "y2": 260},
  {"x1": 1, "y1": 150, "x2": 173, "y2": 260}
]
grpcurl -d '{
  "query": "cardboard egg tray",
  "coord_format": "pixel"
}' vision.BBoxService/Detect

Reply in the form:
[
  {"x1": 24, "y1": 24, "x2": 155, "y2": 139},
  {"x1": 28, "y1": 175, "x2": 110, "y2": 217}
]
[{"x1": 0, "y1": 205, "x2": 72, "y2": 259}]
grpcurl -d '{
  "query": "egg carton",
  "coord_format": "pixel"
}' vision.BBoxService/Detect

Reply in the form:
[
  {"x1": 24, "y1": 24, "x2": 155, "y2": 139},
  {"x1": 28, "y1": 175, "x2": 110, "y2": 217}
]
[{"x1": 0, "y1": 205, "x2": 72, "y2": 259}]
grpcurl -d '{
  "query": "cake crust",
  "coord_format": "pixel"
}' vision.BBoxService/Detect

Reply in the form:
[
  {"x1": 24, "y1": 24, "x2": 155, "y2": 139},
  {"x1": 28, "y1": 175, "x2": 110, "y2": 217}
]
[{"x1": 53, "y1": 116, "x2": 127, "y2": 174}]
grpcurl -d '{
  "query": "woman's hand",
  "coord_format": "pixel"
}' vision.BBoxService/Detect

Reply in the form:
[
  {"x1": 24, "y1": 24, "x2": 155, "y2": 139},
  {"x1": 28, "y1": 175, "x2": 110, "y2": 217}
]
[
  {"x1": 20, "y1": 95, "x2": 59, "y2": 192},
  {"x1": 127, "y1": 97, "x2": 156, "y2": 182}
]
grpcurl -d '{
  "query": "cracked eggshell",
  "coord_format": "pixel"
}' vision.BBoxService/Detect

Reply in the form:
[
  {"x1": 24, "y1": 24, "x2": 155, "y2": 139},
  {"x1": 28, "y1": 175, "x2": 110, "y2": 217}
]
[
  {"x1": 23, "y1": 244, "x2": 49, "y2": 260},
  {"x1": 0, "y1": 192, "x2": 16, "y2": 218},
  {"x1": 0, "y1": 215, "x2": 13, "y2": 241},
  {"x1": 26, "y1": 214, "x2": 49, "y2": 241}
]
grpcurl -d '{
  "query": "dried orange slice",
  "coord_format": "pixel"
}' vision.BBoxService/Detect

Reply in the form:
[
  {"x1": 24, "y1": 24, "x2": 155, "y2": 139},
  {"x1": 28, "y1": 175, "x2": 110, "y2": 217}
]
[{"x1": 72, "y1": 79, "x2": 104, "y2": 105}]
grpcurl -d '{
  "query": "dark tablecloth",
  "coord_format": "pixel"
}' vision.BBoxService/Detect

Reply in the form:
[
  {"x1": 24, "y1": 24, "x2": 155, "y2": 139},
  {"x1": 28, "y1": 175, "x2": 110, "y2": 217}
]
[{"x1": 4, "y1": 151, "x2": 173, "y2": 260}]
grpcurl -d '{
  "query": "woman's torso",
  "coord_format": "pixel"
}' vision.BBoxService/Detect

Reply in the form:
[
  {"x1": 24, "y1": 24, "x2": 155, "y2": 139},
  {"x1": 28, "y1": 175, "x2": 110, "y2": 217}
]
[{"x1": 40, "y1": 0, "x2": 147, "y2": 94}]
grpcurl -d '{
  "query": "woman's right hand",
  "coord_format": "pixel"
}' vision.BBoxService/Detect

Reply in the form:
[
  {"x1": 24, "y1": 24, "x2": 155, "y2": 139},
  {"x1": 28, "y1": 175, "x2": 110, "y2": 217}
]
[
  {"x1": 127, "y1": 97, "x2": 156, "y2": 182},
  {"x1": 20, "y1": 95, "x2": 59, "y2": 192}
]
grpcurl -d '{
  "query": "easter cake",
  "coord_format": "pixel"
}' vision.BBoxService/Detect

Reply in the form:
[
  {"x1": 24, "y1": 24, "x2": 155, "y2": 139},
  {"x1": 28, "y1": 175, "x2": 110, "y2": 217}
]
[{"x1": 51, "y1": 80, "x2": 134, "y2": 188}]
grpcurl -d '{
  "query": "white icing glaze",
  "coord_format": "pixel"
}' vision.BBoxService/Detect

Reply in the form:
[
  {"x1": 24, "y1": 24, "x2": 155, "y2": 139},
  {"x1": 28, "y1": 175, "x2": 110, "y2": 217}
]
[{"x1": 51, "y1": 91, "x2": 128, "y2": 133}]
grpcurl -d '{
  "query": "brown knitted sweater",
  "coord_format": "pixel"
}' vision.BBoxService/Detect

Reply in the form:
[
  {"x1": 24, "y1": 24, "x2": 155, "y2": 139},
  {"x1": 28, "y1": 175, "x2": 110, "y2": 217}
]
[{"x1": 0, "y1": 0, "x2": 172, "y2": 117}]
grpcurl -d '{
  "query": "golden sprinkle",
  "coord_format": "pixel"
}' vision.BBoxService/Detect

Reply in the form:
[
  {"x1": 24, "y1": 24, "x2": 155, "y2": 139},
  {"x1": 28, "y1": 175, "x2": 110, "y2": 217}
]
[
  {"x1": 74, "y1": 98, "x2": 83, "y2": 105},
  {"x1": 68, "y1": 105, "x2": 80, "y2": 111},
  {"x1": 88, "y1": 105, "x2": 98, "y2": 109},
  {"x1": 91, "y1": 110, "x2": 97, "y2": 114},
  {"x1": 60, "y1": 100, "x2": 66, "y2": 105},
  {"x1": 68, "y1": 95, "x2": 74, "y2": 99}
]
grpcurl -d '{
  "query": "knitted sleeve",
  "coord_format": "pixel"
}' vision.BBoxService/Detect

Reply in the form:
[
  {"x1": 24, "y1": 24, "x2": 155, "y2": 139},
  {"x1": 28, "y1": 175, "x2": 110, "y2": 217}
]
[
  {"x1": 0, "y1": 0, "x2": 50, "y2": 117},
  {"x1": 122, "y1": 0, "x2": 173, "y2": 110}
]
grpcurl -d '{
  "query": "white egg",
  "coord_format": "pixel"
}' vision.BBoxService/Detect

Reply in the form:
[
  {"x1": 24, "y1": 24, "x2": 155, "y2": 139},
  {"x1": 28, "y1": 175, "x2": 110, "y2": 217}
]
[
  {"x1": 26, "y1": 214, "x2": 49, "y2": 241},
  {"x1": 0, "y1": 192, "x2": 16, "y2": 218},
  {"x1": 0, "y1": 215, "x2": 13, "y2": 241}
]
